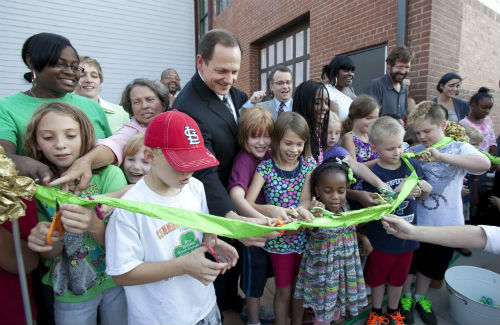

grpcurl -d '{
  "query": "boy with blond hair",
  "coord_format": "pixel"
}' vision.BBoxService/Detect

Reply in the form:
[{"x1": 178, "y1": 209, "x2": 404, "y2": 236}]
[
  {"x1": 363, "y1": 116, "x2": 431, "y2": 325},
  {"x1": 105, "y1": 110, "x2": 239, "y2": 325},
  {"x1": 400, "y1": 102, "x2": 490, "y2": 325}
]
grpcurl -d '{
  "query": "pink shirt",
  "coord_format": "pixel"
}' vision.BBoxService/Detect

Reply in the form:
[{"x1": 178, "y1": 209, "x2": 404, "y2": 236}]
[
  {"x1": 96, "y1": 117, "x2": 147, "y2": 165},
  {"x1": 459, "y1": 116, "x2": 497, "y2": 152}
]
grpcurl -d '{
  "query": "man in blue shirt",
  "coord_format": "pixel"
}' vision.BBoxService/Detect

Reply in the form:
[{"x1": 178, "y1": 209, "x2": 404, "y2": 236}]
[{"x1": 365, "y1": 46, "x2": 414, "y2": 119}]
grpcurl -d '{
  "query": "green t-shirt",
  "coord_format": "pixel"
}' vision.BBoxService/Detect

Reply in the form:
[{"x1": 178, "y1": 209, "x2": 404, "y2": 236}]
[
  {"x1": 0, "y1": 92, "x2": 112, "y2": 155},
  {"x1": 37, "y1": 165, "x2": 127, "y2": 303}
]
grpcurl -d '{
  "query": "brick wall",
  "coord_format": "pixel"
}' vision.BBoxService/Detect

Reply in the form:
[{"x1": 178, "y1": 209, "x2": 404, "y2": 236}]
[
  {"x1": 213, "y1": 0, "x2": 499, "y2": 135},
  {"x1": 459, "y1": 0, "x2": 500, "y2": 135}
]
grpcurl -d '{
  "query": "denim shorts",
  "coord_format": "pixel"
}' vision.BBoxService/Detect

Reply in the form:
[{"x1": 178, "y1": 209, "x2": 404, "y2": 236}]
[{"x1": 54, "y1": 286, "x2": 128, "y2": 325}]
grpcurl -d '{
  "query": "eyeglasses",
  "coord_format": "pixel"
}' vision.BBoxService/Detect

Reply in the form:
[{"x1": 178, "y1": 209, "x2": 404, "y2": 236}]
[
  {"x1": 164, "y1": 75, "x2": 180, "y2": 81},
  {"x1": 273, "y1": 80, "x2": 292, "y2": 86},
  {"x1": 54, "y1": 63, "x2": 85, "y2": 74}
]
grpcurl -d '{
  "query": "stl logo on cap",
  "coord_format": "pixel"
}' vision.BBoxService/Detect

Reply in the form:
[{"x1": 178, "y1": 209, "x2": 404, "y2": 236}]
[{"x1": 184, "y1": 126, "x2": 200, "y2": 145}]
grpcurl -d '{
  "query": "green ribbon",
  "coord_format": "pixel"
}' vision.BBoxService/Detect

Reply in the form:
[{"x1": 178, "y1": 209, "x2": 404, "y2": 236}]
[
  {"x1": 478, "y1": 149, "x2": 499, "y2": 165},
  {"x1": 34, "y1": 155, "x2": 420, "y2": 239},
  {"x1": 42, "y1": 136, "x2": 491, "y2": 238}
]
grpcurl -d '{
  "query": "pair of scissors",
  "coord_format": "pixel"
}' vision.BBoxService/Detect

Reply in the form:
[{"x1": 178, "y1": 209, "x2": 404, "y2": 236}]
[
  {"x1": 201, "y1": 242, "x2": 228, "y2": 264},
  {"x1": 46, "y1": 199, "x2": 66, "y2": 244}
]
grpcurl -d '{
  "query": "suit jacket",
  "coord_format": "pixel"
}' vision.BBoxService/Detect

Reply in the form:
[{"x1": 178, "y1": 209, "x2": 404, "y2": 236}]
[
  {"x1": 239, "y1": 98, "x2": 293, "y2": 121},
  {"x1": 173, "y1": 72, "x2": 248, "y2": 216}
]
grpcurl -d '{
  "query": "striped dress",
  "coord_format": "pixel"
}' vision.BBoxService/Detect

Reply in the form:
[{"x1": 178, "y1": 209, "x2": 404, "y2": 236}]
[{"x1": 294, "y1": 210, "x2": 368, "y2": 322}]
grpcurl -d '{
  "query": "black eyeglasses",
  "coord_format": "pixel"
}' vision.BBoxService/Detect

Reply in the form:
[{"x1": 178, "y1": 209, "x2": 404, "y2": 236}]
[{"x1": 54, "y1": 63, "x2": 85, "y2": 74}]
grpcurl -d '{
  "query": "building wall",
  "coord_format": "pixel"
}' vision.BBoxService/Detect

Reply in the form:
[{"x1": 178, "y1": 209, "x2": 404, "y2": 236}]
[
  {"x1": 213, "y1": 0, "x2": 499, "y2": 134},
  {"x1": 0, "y1": 0, "x2": 195, "y2": 103}
]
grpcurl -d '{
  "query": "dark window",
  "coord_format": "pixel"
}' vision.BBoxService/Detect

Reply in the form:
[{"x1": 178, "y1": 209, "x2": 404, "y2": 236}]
[
  {"x1": 216, "y1": 0, "x2": 230, "y2": 16},
  {"x1": 341, "y1": 44, "x2": 387, "y2": 94},
  {"x1": 259, "y1": 25, "x2": 310, "y2": 91},
  {"x1": 199, "y1": 0, "x2": 210, "y2": 37}
]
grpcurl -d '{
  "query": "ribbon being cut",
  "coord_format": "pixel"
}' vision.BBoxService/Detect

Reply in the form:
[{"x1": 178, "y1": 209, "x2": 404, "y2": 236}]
[
  {"x1": 1, "y1": 123, "x2": 495, "y2": 238},
  {"x1": 3, "y1": 152, "x2": 417, "y2": 239}
]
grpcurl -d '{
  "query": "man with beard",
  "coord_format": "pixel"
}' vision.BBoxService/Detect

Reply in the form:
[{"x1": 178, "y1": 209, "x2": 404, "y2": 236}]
[
  {"x1": 365, "y1": 46, "x2": 413, "y2": 119},
  {"x1": 160, "y1": 68, "x2": 181, "y2": 108},
  {"x1": 240, "y1": 65, "x2": 293, "y2": 120}
]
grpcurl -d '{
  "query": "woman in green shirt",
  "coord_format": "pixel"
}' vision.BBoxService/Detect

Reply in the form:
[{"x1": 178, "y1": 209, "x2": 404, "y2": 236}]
[{"x1": 0, "y1": 32, "x2": 111, "y2": 184}]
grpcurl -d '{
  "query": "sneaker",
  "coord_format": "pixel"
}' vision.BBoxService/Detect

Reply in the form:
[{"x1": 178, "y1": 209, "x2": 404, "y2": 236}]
[
  {"x1": 366, "y1": 311, "x2": 389, "y2": 325},
  {"x1": 239, "y1": 304, "x2": 275, "y2": 324},
  {"x1": 385, "y1": 310, "x2": 406, "y2": 325},
  {"x1": 415, "y1": 295, "x2": 437, "y2": 325},
  {"x1": 399, "y1": 293, "x2": 415, "y2": 324}
]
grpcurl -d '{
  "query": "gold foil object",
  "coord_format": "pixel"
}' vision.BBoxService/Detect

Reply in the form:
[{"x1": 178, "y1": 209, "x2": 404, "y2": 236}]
[
  {"x1": 445, "y1": 121, "x2": 467, "y2": 142},
  {"x1": 0, "y1": 146, "x2": 37, "y2": 223}
]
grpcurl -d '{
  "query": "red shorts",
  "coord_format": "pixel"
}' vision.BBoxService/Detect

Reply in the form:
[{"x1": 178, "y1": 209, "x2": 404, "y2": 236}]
[
  {"x1": 364, "y1": 249, "x2": 413, "y2": 287},
  {"x1": 269, "y1": 252, "x2": 302, "y2": 288}
]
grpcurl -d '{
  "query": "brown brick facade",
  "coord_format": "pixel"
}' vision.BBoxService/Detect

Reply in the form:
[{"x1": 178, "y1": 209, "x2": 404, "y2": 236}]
[{"x1": 209, "y1": 0, "x2": 499, "y2": 134}]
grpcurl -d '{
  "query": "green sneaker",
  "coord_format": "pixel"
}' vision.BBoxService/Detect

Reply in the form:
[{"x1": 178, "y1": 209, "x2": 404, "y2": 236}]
[
  {"x1": 415, "y1": 295, "x2": 437, "y2": 325},
  {"x1": 399, "y1": 293, "x2": 415, "y2": 324}
]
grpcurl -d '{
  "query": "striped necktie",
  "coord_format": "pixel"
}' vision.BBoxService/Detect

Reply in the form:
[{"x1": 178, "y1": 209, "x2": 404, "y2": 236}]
[{"x1": 278, "y1": 102, "x2": 285, "y2": 115}]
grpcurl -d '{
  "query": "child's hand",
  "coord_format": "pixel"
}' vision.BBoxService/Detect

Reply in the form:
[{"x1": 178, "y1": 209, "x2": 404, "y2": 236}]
[
  {"x1": 211, "y1": 239, "x2": 239, "y2": 273},
  {"x1": 97, "y1": 204, "x2": 114, "y2": 219},
  {"x1": 265, "y1": 205, "x2": 296, "y2": 221},
  {"x1": 418, "y1": 180, "x2": 432, "y2": 199},
  {"x1": 357, "y1": 190, "x2": 380, "y2": 207},
  {"x1": 357, "y1": 233, "x2": 373, "y2": 256},
  {"x1": 311, "y1": 197, "x2": 325, "y2": 217},
  {"x1": 294, "y1": 206, "x2": 314, "y2": 221},
  {"x1": 489, "y1": 196, "x2": 500, "y2": 211},
  {"x1": 27, "y1": 222, "x2": 62, "y2": 253},
  {"x1": 182, "y1": 246, "x2": 227, "y2": 286},
  {"x1": 59, "y1": 204, "x2": 101, "y2": 235},
  {"x1": 422, "y1": 148, "x2": 443, "y2": 162}
]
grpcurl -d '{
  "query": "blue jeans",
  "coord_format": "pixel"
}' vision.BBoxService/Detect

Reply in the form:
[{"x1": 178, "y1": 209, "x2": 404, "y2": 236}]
[
  {"x1": 54, "y1": 286, "x2": 127, "y2": 325},
  {"x1": 195, "y1": 303, "x2": 221, "y2": 325}
]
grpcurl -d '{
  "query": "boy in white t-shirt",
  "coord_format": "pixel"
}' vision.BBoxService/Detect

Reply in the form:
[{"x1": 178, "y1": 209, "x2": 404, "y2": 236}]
[{"x1": 105, "y1": 110, "x2": 239, "y2": 325}]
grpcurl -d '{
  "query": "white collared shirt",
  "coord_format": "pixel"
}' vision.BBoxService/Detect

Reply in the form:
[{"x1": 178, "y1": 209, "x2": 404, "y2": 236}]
[{"x1": 198, "y1": 71, "x2": 237, "y2": 121}]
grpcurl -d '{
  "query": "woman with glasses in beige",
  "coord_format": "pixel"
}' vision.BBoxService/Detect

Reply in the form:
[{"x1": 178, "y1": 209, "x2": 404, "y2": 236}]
[{"x1": 0, "y1": 32, "x2": 111, "y2": 185}]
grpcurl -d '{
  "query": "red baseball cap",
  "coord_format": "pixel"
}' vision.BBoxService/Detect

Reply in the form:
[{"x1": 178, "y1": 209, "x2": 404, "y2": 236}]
[{"x1": 144, "y1": 110, "x2": 219, "y2": 172}]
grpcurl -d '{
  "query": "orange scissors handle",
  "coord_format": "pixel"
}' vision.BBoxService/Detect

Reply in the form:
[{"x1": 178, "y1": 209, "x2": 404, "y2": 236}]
[{"x1": 46, "y1": 210, "x2": 65, "y2": 245}]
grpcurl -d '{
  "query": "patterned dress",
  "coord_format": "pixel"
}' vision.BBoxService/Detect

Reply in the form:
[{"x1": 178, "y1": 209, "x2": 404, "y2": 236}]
[
  {"x1": 257, "y1": 156, "x2": 316, "y2": 253},
  {"x1": 294, "y1": 206, "x2": 368, "y2": 322},
  {"x1": 350, "y1": 132, "x2": 378, "y2": 190}
]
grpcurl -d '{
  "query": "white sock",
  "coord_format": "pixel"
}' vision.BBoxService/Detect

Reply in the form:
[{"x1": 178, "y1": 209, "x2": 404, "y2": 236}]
[
  {"x1": 247, "y1": 322, "x2": 261, "y2": 325},
  {"x1": 403, "y1": 291, "x2": 412, "y2": 296},
  {"x1": 414, "y1": 294, "x2": 421, "y2": 300}
]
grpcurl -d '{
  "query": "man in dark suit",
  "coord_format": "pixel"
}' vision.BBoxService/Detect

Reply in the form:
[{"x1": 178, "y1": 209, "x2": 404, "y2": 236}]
[
  {"x1": 173, "y1": 29, "x2": 247, "y2": 217},
  {"x1": 172, "y1": 29, "x2": 249, "y2": 315}
]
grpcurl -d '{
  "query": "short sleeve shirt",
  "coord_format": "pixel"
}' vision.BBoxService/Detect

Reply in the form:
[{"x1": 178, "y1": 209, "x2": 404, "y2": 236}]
[{"x1": 257, "y1": 156, "x2": 316, "y2": 253}]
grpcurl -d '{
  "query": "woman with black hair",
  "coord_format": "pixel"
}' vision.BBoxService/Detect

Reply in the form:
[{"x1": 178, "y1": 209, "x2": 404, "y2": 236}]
[
  {"x1": 431, "y1": 72, "x2": 470, "y2": 122},
  {"x1": 292, "y1": 80, "x2": 330, "y2": 163},
  {"x1": 0, "y1": 33, "x2": 111, "y2": 184},
  {"x1": 322, "y1": 55, "x2": 356, "y2": 121}
]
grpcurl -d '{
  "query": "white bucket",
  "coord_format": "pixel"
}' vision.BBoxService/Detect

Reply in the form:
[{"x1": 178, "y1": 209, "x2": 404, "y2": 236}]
[{"x1": 445, "y1": 266, "x2": 500, "y2": 325}]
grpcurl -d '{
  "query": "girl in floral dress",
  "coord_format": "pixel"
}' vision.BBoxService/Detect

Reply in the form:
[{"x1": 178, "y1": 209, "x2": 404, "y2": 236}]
[
  {"x1": 295, "y1": 157, "x2": 368, "y2": 325},
  {"x1": 246, "y1": 112, "x2": 316, "y2": 325}
]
